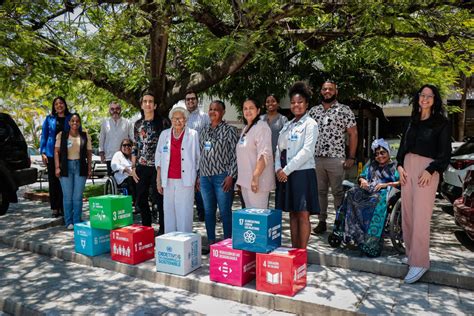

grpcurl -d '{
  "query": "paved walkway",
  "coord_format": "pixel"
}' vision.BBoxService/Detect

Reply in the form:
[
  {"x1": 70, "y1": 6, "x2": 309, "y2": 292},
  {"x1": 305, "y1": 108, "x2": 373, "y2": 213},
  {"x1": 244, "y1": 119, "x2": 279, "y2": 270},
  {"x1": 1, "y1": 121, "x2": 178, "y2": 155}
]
[{"x1": 0, "y1": 193, "x2": 473, "y2": 315}]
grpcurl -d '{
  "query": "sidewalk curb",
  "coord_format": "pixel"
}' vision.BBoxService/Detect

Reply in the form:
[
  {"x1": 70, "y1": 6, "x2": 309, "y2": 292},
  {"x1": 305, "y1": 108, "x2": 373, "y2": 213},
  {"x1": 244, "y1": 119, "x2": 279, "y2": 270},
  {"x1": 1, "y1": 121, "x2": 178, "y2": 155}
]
[
  {"x1": 0, "y1": 297, "x2": 43, "y2": 316},
  {"x1": 1, "y1": 234, "x2": 360, "y2": 316}
]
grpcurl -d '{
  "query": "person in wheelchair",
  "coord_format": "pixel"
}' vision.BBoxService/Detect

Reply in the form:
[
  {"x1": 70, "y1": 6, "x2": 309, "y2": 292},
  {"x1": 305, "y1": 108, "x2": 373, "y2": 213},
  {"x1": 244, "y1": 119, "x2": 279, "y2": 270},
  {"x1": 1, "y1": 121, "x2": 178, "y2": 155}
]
[
  {"x1": 338, "y1": 138, "x2": 400, "y2": 257},
  {"x1": 110, "y1": 138, "x2": 136, "y2": 204}
]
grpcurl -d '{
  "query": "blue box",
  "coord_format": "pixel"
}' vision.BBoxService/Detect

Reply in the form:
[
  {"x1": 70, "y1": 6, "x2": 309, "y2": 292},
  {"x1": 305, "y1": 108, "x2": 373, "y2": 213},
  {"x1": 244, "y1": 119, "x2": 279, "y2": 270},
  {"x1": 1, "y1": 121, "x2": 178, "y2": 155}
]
[
  {"x1": 232, "y1": 208, "x2": 282, "y2": 253},
  {"x1": 74, "y1": 221, "x2": 111, "y2": 256}
]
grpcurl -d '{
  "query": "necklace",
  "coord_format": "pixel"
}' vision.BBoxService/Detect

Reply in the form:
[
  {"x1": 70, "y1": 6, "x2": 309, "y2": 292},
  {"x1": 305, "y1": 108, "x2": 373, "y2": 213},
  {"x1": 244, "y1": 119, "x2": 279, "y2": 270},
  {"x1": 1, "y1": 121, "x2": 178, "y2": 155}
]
[{"x1": 173, "y1": 128, "x2": 184, "y2": 139}]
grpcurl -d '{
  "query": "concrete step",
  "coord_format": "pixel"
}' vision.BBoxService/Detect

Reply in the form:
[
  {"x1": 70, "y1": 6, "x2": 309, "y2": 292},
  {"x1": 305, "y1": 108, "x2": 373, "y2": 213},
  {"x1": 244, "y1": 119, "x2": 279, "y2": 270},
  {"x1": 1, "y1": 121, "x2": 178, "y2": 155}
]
[
  {"x1": 0, "y1": 244, "x2": 291, "y2": 316},
  {"x1": 2, "y1": 227, "x2": 473, "y2": 315}
]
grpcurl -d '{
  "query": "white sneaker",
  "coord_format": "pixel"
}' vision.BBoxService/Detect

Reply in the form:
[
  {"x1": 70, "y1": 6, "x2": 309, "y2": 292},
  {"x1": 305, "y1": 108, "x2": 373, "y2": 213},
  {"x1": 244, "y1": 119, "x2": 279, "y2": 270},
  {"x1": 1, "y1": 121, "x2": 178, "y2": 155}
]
[
  {"x1": 404, "y1": 266, "x2": 428, "y2": 284},
  {"x1": 400, "y1": 257, "x2": 408, "y2": 265},
  {"x1": 67, "y1": 224, "x2": 74, "y2": 230}
]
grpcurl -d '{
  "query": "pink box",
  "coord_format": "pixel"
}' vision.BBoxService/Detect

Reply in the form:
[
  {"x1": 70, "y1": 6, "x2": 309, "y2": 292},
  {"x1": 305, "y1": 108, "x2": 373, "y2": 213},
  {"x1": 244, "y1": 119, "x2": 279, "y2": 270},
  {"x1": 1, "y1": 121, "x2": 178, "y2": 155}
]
[{"x1": 209, "y1": 238, "x2": 256, "y2": 286}]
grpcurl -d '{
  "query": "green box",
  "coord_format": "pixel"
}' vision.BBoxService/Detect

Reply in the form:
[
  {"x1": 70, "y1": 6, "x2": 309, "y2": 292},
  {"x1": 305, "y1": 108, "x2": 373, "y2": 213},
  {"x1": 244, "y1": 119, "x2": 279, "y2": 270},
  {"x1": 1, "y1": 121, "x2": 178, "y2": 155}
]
[{"x1": 89, "y1": 195, "x2": 133, "y2": 230}]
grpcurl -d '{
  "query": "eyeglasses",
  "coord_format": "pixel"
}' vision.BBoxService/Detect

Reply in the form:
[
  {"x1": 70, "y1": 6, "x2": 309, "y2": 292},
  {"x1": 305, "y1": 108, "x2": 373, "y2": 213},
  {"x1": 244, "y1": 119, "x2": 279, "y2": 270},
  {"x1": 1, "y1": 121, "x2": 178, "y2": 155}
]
[
  {"x1": 185, "y1": 97, "x2": 197, "y2": 102},
  {"x1": 171, "y1": 117, "x2": 185, "y2": 122},
  {"x1": 419, "y1": 94, "x2": 434, "y2": 100},
  {"x1": 374, "y1": 150, "x2": 388, "y2": 157},
  {"x1": 122, "y1": 144, "x2": 132, "y2": 148}
]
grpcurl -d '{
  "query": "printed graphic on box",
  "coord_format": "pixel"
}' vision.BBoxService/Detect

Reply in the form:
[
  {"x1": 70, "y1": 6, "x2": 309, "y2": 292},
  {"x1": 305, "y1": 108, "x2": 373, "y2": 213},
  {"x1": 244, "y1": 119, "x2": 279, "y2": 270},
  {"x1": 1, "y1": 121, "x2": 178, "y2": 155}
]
[
  {"x1": 110, "y1": 224, "x2": 154, "y2": 265},
  {"x1": 74, "y1": 221, "x2": 110, "y2": 257},
  {"x1": 89, "y1": 195, "x2": 133, "y2": 230},
  {"x1": 209, "y1": 238, "x2": 256, "y2": 286},
  {"x1": 256, "y1": 247, "x2": 307, "y2": 296},
  {"x1": 232, "y1": 208, "x2": 282, "y2": 253},
  {"x1": 155, "y1": 232, "x2": 202, "y2": 276}
]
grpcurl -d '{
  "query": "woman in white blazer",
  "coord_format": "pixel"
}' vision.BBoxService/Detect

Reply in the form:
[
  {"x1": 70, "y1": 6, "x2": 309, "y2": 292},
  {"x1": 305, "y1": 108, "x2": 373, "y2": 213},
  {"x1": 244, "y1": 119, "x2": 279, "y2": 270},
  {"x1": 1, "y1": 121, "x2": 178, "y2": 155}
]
[{"x1": 155, "y1": 104, "x2": 200, "y2": 233}]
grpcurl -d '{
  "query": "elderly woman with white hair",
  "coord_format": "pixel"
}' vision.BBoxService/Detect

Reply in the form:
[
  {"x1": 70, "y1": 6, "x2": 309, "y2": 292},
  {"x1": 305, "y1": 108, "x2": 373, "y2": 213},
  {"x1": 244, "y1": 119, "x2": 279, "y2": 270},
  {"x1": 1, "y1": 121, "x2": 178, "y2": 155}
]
[
  {"x1": 340, "y1": 138, "x2": 400, "y2": 257},
  {"x1": 155, "y1": 104, "x2": 200, "y2": 233}
]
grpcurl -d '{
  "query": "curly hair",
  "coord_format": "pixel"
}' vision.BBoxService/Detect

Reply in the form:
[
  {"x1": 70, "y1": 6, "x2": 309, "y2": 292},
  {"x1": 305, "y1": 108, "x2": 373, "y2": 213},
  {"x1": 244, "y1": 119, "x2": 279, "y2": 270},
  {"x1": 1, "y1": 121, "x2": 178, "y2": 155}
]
[{"x1": 289, "y1": 81, "x2": 313, "y2": 103}]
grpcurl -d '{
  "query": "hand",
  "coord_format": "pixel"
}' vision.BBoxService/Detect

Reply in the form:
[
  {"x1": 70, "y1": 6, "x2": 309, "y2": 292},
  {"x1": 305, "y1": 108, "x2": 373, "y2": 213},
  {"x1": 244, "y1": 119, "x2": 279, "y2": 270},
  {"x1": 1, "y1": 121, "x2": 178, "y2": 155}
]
[
  {"x1": 55, "y1": 167, "x2": 60, "y2": 178},
  {"x1": 88, "y1": 166, "x2": 92, "y2": 179},
  {"x1": 343, "y1": 158, "x2": 355, "y2": 169},
  {"x1": 221, "y1": 176, "x2": 233, "y2": 192},
  {"x1": 251, "y1": 175, "x2": 259, "y2": 193},
  {"x1": 100, "y1": 152, "x2": 106, "y2": 163},
  {"x1": 397, "y1": 166, "x2": 407, "y2": 186},
  {"x1": 195, "y1": 177, "x2": 200, "y2": 192},
  {"x1": 131, "y1": 168, "x2": 140, "y2": 183},
  {"x1": 41, "y1": 154, "x2": 48, "y2": 165},
  {"x1": 276, "y1": 169, "x2": 288, "y2": 182},
  {"x1": 418, "y1": 170, "x2": 433, "y2": 188},
  {"x1": 156, "y1": 180, "x2": 163, "y2": 194},
  {"x1": 374, "y1": 183, "x2": 387, "y2": 192},
  {"x1": 359, "y1": 178, "x2": 369, "y2": 190}
]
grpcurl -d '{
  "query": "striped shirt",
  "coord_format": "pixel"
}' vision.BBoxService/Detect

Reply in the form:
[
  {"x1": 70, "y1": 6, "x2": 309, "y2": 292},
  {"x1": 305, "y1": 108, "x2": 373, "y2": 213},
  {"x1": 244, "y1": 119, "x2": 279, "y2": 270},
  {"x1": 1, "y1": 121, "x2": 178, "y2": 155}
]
[
  {"x1": 199, "y1": 121, "x2": 238, "y2": 178},
  {"x1": 187, "y1": 109, "x2": 210, "y2": 133}
]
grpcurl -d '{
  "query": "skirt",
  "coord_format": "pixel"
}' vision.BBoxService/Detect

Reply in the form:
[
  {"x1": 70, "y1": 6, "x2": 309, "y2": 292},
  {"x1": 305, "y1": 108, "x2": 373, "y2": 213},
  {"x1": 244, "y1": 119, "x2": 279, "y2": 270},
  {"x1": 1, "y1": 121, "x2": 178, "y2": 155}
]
[{"x1": 276, "y1": 168, "x2": 320, "y2": 214}]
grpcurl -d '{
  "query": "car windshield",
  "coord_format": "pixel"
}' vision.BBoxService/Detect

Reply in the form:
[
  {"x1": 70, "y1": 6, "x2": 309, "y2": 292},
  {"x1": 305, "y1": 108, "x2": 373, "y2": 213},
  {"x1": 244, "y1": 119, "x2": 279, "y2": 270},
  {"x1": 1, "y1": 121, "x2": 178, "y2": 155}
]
[
  {"x1": 28, "y1": 147, "x2": 40, "y2": 156},
  {"x1": 452, "y1": 139, "x2": 474, "y2": 156}
]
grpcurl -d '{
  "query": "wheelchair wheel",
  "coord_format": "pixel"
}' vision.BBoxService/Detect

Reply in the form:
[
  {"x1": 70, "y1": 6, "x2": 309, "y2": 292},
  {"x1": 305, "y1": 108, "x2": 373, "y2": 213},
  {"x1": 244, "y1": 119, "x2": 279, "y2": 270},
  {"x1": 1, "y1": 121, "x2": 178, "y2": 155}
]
[
  {"x1": 328, "y1": 232, "x2": 342, "y2": 248},
  {"x1": 104, "y1": 176, "x2": 118, "y2": 195},
  {"x1": 389, "y1": 199, "x2": 405, "y2": 254}
]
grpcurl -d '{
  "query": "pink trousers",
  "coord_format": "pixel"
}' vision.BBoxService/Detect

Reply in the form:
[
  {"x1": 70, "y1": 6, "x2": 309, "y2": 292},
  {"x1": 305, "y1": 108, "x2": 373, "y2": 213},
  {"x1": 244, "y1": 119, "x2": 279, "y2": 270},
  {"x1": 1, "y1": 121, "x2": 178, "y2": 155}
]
[{"x1": 401, "y1": 153, "x2": 439, "y2": 268}]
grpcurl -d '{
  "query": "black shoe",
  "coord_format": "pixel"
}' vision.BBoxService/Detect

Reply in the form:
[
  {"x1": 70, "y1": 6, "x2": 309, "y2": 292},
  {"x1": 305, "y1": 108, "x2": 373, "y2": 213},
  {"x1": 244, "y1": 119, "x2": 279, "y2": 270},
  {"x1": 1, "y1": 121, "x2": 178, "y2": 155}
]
[{"x1": 312, "y1": 221, "x2": 327, "y2": 234}]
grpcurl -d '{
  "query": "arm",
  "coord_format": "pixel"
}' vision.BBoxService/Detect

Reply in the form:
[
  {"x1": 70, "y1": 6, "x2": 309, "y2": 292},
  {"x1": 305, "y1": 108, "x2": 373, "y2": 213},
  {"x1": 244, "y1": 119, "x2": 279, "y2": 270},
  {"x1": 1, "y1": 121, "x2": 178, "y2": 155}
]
[
  {"x1": 156, "y1": 166, "x2": 163, "y2": 194},
  {"x1": 54, "y1": 132, "x2": 61, "y2": 178},
  {"x1": 86, "y1": 133, "x2": 93, "y2": 178},
  {"x1": 344, "y1": 125, "x2": 358, "y2": 168},
  {"x1": 98, "y1": 120, "x2": 106, "y2": 163},
  {"x1": 359, "y1": 163, "x2": 370, "y2": 190},
  {"x1": 252, "y1": 123, "x2": 272, "y2": 192},
  {"x1": 223, "y1": 126, "x2": 239, "y2": 192},
  {"x1": 131, "y1": 121, "x2": 139, "y2": 183},
  {"x1": 40, "y1": 117, "x2": 49, "y2": 164}
]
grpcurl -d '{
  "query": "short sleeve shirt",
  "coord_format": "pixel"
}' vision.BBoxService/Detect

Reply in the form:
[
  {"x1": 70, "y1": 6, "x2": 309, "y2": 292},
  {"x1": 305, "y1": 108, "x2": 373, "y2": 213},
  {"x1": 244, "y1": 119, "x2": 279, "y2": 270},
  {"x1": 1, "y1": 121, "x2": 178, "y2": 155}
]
[
  {"x1": 55, "y1": 132, "x2": 92, "y2": 160},
  {"x1": 308, "y1": 102, "x2": 356, "y2": 158}
]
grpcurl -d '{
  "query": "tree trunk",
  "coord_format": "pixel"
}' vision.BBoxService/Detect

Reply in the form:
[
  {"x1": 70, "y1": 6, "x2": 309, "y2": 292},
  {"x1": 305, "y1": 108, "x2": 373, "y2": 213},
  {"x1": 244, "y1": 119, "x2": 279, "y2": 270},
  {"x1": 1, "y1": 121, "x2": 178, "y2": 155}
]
[
  {"x1": 150, "y1": 19, "x2": 169, "y2": 114},
  {"x1": 457, "y1": 73, "x2": 467, "y2": 141}
]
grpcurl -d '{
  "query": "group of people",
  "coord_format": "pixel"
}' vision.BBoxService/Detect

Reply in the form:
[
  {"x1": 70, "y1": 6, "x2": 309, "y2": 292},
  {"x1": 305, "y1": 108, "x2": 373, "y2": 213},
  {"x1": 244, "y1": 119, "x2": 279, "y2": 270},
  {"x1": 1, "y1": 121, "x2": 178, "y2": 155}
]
[{"x1": 39, "y1": 81, "x2": 451, "y2": 284}]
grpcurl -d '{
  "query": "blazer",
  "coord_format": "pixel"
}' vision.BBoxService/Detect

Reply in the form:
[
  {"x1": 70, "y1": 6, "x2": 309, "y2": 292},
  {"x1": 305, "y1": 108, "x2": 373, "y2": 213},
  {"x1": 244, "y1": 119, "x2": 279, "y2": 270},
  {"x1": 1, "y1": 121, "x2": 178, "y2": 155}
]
[
  {"x1": 40, "y1": 114, "x2": 72, "y2": 157},
  {"x1": 155, "y1": 127, "x2": 200, "y2": 188}
]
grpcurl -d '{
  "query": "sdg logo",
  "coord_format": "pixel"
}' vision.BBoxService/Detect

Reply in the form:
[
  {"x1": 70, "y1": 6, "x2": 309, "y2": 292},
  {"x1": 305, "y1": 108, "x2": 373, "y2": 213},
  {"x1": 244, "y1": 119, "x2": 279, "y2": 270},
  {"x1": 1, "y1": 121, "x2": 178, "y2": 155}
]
[{"x1": 243, "y1": 230, "x2": 256, "y2": 243}]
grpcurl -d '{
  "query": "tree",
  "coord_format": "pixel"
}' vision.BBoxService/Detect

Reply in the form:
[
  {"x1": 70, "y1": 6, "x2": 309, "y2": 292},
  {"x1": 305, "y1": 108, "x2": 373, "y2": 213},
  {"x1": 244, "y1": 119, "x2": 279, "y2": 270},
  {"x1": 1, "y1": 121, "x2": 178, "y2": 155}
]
[{"x1": 1, "y1": 0, "x2": 472, "y2": 113}]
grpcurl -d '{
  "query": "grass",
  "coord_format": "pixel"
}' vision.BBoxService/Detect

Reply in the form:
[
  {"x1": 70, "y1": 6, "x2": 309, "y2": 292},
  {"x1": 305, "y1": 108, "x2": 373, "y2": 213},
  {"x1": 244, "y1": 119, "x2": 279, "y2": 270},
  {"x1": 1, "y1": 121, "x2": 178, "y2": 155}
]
[{"x1": 34, "y1": 183, "x2": 104, "y2": 198}]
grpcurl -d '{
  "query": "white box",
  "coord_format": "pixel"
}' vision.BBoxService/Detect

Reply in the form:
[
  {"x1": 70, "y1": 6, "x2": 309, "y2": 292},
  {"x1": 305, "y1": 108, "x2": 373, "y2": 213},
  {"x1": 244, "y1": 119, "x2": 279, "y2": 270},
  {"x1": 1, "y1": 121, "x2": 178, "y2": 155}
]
[{"x1": 155, "y1": 232, "x2": 202, "y2": 275}]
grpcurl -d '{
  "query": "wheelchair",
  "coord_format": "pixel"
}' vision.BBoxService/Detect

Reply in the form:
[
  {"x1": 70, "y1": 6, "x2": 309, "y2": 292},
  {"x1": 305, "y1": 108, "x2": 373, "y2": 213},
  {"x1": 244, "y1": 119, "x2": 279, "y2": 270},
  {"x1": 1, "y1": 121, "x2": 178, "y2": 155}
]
[
  {"x1": 327, "y1": 181, "x2": 405, "y2": 256},
  {"x1": 104, "y1": 172, "x2": 129, "y2": 196}
]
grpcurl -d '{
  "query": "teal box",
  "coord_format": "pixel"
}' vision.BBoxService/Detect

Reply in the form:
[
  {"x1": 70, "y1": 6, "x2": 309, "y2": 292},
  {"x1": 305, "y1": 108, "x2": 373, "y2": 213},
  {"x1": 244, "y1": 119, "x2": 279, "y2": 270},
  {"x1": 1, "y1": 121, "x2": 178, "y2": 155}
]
[
  {"x1": 232, "y1": 208, "x2": 282, "y2": 253},
  {"x1": 74, "y1": 221, "x2": 110, "y2": 256}
]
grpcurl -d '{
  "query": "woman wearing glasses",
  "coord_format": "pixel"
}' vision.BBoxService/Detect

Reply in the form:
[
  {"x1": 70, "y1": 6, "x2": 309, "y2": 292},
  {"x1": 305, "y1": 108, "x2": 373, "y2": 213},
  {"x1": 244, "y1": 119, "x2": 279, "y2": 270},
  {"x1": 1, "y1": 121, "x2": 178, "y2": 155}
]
[
  {"x1": 111, "y1": 138, "x2": 137, "y2": 204},
  {"x1": 397, "y1": 84, "x2": 451, "y2": 284},
  {"x1": 155, "y1": 104, "x2": 200, "y2": 233},
  {"x1": 339, "y1": 138, "x2": 399, "y2": 257}
]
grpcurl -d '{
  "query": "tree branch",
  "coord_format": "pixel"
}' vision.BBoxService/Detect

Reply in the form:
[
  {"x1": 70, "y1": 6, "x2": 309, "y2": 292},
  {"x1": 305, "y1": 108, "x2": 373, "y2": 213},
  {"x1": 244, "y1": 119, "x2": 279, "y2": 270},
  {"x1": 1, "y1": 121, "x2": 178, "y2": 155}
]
[{"x1": 28, "y1": 2, "x2": 80, "y2": 31}]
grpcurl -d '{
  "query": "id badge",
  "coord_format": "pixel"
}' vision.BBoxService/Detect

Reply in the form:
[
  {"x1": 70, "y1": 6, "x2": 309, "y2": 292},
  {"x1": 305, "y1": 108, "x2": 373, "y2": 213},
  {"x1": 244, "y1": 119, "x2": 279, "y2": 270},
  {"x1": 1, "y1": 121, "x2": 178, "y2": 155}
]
[
  {"x1": 67, "y1": 139, "x2": 73, "y2": 148},
  {"x1": 290, "y1": 133, "x2": 298, "y2": 142},
  {"x1": 163, "y1": 145, "x2": 169, "y2": 153},
  {"x1": 239, "y1": 136, "x2": 245, "y2": 145},
  {"x1": 204, "y1": 141, "x2": 212, "y2": 151}
]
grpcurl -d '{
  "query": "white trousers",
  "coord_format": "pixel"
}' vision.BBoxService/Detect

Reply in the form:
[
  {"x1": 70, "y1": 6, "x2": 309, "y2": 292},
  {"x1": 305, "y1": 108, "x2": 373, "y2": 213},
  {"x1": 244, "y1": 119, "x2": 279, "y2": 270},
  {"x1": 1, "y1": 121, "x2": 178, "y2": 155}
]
[
  {"x1": 163, "y1": 178, "x2": 194, "y2": 233},
  {"x1": 241, "y1": 188, "x2": 270, "y2": 209}
]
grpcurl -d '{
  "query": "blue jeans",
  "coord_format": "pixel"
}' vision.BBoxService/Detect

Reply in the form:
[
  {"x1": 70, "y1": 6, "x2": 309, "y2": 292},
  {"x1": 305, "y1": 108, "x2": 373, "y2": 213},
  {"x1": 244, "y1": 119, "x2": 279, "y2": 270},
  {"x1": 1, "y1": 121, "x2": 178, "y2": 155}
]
[
  {"x1": 200, "y1": 173, "x2": 234, "y2": 242},
  {"x1": 60, "y1": 160, "x2": 86, "y2": 226}
]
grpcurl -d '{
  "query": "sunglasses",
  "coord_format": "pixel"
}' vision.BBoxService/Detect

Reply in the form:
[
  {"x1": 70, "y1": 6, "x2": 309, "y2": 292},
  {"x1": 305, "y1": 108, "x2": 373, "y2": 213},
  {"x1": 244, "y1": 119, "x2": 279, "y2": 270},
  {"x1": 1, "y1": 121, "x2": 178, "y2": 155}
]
[
  {"x1": 374, "y1": 150, "x2": 388, "y2": 157},
  {"x1": 122, "y1": 144, "x2": 132, "y2": 148}
]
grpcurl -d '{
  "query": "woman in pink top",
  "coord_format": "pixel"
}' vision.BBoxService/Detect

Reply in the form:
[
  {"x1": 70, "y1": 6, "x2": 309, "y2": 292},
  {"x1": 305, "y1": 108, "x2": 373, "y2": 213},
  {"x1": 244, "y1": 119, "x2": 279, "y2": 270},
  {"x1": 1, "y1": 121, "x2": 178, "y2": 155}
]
[{"x1": 236, "y1": 98, "x2": 275, "y2": 208}]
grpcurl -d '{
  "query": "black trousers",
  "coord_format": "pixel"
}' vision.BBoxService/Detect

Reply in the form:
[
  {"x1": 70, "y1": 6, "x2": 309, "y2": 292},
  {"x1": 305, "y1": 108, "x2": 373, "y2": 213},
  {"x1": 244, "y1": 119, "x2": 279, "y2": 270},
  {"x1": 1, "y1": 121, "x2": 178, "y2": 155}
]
[
  {"x1": 46, "y1": 156, "x2": 63, "y2": 211},
  {"x1": 135, "y1": 165, "x2": 164, "y2": 233},
  {"x1": 119, "y1": 176, "x2": 137, "y2": 205},
  {"x1": 106, "y1": 161, "x2": 113, "y2": 176}
]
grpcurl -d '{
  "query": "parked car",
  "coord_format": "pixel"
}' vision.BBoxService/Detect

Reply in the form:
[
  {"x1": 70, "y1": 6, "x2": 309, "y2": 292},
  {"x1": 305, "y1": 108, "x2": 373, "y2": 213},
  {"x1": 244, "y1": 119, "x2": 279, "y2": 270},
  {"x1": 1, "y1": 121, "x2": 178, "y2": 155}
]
[
  {"x1": 453, "y1": 170, "x2": 474, "y2": 241},
  {"x1": 28, "y1": 146, "x2": 48, "y2": 180},
  {"x1": 441, "y1": 138, "x2": 474, "y2": 204},
  {"x1": 0, "y1": 113, "x2": 37, "y2": 215},
  {"x1": 92, "y1": 153, "x2": 108, "y2": 178}
]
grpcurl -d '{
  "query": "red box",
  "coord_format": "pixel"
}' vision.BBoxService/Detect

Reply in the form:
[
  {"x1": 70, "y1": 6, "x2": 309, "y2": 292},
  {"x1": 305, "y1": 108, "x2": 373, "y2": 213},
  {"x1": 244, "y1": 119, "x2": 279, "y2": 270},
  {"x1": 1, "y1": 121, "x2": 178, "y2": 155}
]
[
  {"x1": 210, "y1": 238, "x2": 256, "y2": 286},
  {"x1": 110, "y1": 224, "x2": 155, "y2": 265},
  {"x1": 256, "y1": 247, "x2": 307, "y2": 296}
]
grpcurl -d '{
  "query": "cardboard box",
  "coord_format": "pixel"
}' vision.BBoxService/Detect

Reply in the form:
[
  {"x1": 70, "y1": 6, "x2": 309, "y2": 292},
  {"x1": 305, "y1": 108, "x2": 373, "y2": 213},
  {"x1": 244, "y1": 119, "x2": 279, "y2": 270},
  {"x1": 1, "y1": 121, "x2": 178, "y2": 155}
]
[
  {"x1": 209, "y1": 238, "x2": 256, "y2": 286},
  {"x1": 232, "y1": 208, "x2": 282, "y2": 253},
  {"x1": 89, "y1": 195, "x2": 133, "y2": 230},
  {"x1": 74, "y1": 221, "x2": 110, "y2": 256},
  {"x1": 110, "y1": 224, "x2": 154, "y2": 265},
  {"x1": 256, "y1": 247, "x2": 307, "y2": 296},
  {"x1": 155, "y1": 232, "x2": 201, "y2": 276}
]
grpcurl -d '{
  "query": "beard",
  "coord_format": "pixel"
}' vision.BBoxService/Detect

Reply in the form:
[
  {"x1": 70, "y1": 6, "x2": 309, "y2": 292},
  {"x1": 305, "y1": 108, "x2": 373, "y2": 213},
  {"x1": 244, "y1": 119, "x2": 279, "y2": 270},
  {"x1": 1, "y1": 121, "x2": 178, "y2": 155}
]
[{"x1": 322, "y1": 94, "x2": 337, "y2": 103}]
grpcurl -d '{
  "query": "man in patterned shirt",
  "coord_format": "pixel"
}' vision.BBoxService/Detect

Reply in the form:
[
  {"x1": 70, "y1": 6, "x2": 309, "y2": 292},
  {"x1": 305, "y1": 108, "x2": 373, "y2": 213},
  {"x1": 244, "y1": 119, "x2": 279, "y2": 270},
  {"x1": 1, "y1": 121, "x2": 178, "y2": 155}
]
[
  {"x1": 198, "y1": 100, "x2": 238, "y2": 253},
  {"x1": 309, "y1": 80, "x2": 358, "y2": 234},
  {"x1": 184, "y1": 90, "x2": 209, "y2": 222}
]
